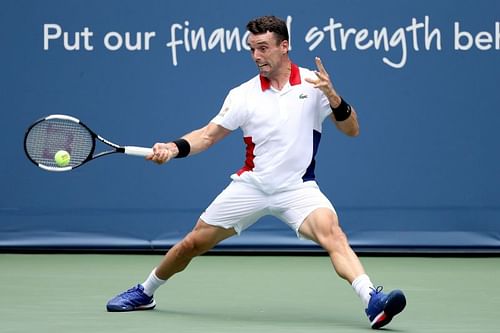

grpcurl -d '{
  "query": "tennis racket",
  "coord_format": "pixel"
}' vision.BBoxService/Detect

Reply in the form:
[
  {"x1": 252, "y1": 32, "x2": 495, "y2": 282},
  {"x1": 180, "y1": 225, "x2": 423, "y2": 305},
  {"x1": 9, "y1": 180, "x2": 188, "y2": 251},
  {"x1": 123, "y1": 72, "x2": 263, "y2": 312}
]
[{"x1": 24, "y1": 114, "x2": 153, "y2": 172}]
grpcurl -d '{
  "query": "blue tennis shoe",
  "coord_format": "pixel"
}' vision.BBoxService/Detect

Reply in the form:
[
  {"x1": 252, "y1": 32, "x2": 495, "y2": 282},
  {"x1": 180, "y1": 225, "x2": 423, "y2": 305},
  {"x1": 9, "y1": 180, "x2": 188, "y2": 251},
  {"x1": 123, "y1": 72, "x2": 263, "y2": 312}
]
[
  {"x1": 365, "y1": 286, "x2": 406, "y2": 329},
  {"x1": 106, "y1": 284, "x2": 156, "y2": 312}
]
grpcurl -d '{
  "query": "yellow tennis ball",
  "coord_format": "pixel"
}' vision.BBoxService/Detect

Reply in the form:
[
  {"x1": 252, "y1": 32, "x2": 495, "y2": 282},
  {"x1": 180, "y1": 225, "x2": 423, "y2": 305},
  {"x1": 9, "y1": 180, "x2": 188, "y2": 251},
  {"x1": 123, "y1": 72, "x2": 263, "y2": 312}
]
[{"x1": 54, "y1": 150, "x2": 71, "y2": 167}]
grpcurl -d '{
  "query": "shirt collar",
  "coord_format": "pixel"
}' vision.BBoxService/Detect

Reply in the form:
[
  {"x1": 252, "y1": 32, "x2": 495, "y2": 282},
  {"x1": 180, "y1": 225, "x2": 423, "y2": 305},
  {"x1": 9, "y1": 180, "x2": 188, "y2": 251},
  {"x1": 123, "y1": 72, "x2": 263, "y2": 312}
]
[{"x1": 259, "y1": 63, "x2": 301, "y2": 91}]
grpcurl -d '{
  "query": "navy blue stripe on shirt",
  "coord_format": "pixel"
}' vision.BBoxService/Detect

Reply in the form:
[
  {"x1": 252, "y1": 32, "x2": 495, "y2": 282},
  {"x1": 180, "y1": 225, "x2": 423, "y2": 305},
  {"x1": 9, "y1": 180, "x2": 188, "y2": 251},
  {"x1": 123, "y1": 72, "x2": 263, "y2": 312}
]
[{"x1": 302, "y1": 130, "x2": 321, "y2": 182}]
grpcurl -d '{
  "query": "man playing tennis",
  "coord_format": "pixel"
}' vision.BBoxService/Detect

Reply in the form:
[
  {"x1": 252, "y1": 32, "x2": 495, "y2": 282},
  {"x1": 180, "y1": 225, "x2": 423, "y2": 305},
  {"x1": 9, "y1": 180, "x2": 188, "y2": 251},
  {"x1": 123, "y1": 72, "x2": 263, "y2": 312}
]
[{"x1": 106, "y1": 15, "x2": 406, "y2": 329}]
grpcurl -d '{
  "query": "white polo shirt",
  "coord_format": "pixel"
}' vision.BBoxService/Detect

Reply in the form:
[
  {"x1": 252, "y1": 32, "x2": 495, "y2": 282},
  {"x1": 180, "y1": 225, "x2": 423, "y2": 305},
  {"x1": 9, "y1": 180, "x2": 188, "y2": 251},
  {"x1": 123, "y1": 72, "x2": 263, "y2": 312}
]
[{"x1": 211, "y1": 64, "x2": 332, "y2": 194}]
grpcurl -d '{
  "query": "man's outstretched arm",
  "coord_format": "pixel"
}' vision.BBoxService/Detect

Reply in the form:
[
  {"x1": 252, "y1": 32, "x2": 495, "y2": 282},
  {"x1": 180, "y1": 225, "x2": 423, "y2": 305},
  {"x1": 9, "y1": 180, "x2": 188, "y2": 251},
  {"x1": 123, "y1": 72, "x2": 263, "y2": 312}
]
[{"x1": 147, "y1": 122, "x2": 231, "y2": 164}]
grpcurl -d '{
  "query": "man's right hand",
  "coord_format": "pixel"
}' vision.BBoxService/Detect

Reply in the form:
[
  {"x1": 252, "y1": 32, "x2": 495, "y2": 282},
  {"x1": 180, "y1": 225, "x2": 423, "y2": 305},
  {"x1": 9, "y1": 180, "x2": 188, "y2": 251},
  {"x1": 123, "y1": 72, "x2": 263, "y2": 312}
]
[{"x1": 146, "y1": 142, "x2": 178, "y2": 164}]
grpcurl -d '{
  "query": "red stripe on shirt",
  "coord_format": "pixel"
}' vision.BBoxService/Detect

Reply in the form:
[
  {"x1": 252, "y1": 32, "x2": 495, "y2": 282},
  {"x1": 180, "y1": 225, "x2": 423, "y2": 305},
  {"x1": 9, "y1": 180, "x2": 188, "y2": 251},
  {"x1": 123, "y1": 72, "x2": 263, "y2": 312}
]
[{"x1": 237, "y1": 136, "x2": 255, "y2": 175}]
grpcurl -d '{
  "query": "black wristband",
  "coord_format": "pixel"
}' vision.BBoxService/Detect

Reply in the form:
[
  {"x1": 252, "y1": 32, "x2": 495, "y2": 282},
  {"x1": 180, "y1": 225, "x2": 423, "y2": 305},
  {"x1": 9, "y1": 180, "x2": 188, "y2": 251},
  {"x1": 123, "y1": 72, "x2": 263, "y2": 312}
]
[
  {"x1": 173, "y1": 139, "x2": 190, "y2": 158},
  {"x1": 330, "y1": 97, "x2": 352, "y2": 122}
]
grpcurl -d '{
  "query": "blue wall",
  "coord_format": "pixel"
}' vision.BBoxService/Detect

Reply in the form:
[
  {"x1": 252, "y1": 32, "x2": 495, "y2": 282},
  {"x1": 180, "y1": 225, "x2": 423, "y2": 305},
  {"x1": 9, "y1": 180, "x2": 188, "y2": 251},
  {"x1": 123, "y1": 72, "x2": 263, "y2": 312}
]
[{"x1": 1, "y1": 0, "x2": 499, "y2": 252}]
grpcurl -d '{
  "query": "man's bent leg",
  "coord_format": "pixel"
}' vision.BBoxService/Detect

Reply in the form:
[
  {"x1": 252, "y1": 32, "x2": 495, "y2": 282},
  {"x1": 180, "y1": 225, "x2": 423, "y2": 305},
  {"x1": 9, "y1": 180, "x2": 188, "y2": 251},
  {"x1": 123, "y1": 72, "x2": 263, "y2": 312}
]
[
  {"x1": 298, "y1": 208, "x2": 406, "y2": 329},
  {"x1": 107, "y1": 219, "x2": 236, "y2": 312}
]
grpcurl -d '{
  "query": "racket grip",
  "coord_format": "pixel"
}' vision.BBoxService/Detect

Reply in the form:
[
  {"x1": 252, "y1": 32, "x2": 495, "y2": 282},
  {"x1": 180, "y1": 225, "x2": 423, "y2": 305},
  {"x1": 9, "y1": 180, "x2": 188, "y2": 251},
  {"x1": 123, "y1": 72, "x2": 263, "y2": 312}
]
[{"x1": 124, "y1": 146, "x2": 153, "y2": 157}]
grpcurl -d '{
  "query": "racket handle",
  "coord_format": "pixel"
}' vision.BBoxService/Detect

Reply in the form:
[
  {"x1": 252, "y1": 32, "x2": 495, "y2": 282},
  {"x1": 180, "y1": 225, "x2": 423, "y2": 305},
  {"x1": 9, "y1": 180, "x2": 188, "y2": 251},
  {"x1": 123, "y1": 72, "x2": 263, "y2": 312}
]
[{"x1": 124, "y1": 146, "x2": 153, "y2": 157}]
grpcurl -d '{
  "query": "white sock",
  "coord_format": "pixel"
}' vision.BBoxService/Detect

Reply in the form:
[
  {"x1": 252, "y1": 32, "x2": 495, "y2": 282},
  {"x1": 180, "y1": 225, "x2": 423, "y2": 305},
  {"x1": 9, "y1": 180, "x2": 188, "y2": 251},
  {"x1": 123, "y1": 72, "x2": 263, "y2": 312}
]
[
  {"x1": 351, "y1": 274, "x2": 374, "y2": 308},
  {"x1": 141, "y1": 268, "x2": 167, "y2": 297}
]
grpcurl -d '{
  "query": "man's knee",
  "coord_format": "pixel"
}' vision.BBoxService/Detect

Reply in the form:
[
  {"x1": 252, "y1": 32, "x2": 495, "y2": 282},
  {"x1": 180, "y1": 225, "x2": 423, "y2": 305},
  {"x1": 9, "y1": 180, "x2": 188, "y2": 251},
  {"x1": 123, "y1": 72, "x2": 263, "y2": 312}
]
[
  {"x1": 175, "y1": 221, "x2": 235, "y2": 259},
  {"x1": 330, "y1": 224, "x2": 349, "y2": 245},
  {"x1": 175, "y1": 232, "x2": 212, "y2": 259}
]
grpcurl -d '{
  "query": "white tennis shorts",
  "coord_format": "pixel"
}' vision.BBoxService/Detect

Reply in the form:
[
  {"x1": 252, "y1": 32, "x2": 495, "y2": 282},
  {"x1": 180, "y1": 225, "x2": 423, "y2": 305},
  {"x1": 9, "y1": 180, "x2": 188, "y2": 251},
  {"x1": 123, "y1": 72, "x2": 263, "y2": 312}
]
[{"x1": 200, "y1": 180, "x2": 336, "y2": 239}]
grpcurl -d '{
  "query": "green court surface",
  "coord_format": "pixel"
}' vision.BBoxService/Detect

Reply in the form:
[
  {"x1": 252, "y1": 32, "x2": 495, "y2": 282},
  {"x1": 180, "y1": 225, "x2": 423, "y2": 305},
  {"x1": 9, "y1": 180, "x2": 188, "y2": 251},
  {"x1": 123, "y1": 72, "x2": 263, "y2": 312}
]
[{"x1": 1, "y1": 254, "x2": 499, "y2": 332}]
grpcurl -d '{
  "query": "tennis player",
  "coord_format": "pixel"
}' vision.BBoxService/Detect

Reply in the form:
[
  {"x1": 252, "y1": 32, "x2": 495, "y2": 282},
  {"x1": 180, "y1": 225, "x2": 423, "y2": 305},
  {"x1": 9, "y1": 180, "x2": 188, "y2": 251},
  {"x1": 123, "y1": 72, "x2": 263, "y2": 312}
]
[{"x1": 106, "y1": 15, "x2": 406, "y2": 329}]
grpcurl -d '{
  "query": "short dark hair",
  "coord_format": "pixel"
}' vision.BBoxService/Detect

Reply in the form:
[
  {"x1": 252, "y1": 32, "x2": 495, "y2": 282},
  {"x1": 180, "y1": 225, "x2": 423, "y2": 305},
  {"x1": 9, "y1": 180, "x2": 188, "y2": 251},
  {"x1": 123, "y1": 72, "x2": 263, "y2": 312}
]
[{"x1": 246, "y1": 15, "x2": 289, "y2": 44}]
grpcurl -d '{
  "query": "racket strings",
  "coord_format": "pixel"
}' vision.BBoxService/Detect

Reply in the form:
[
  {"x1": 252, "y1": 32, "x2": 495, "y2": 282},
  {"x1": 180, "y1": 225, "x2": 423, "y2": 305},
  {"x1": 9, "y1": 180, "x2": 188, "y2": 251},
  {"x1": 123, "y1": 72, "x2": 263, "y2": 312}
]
[{"x1": 25, "y1": 119, "x2": 94, "y2": 168}]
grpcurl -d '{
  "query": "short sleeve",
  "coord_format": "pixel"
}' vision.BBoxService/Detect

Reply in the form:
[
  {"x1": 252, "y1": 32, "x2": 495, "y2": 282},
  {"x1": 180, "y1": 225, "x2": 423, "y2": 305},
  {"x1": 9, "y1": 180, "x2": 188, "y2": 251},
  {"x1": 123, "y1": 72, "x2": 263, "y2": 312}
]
[{"x1": 211, "y1": 88, "x2": 247, "y2": 131}]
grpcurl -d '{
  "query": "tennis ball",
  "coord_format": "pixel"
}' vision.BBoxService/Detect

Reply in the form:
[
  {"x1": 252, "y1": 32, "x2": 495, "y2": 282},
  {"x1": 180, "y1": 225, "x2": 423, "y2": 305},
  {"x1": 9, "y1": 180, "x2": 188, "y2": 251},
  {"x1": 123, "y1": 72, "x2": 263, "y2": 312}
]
[{"x1": 54, "y1": 150, "x2": 71, "y2": 167}]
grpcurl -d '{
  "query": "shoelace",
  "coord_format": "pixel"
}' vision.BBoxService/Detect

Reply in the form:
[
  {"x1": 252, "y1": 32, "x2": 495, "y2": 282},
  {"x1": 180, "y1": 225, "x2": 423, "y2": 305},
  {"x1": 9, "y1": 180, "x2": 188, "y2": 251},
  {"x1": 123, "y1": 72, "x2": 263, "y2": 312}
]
[
  {"x1": 370, "y1": 286, "x2": 384, "y2": 295},
  {"x1": 118, "y1": 286, "x2": 143, "y2": 300}
]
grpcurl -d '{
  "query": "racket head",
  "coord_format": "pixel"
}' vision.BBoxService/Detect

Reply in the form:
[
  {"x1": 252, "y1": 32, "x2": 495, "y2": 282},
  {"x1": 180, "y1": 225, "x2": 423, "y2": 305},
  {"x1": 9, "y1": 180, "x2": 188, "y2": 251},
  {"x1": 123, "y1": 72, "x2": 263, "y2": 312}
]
[{"x1": 24, "y1": 114, "x2": 96, "y2": 171}]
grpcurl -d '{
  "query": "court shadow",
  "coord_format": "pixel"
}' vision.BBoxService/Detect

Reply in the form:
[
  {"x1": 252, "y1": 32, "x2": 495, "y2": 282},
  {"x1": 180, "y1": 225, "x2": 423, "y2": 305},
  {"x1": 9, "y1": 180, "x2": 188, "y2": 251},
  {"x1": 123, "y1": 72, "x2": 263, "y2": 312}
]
[{"x1": 148, "y1": 307, "x2": 367, "y2": 329}]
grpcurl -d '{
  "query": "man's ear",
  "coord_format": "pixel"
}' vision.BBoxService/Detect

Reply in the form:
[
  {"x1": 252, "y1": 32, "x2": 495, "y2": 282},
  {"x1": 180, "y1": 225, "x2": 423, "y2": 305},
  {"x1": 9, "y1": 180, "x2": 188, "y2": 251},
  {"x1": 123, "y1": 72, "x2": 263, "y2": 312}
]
[{"x1": 281, "y1": 40, "x2": 289, "y2": 54}]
